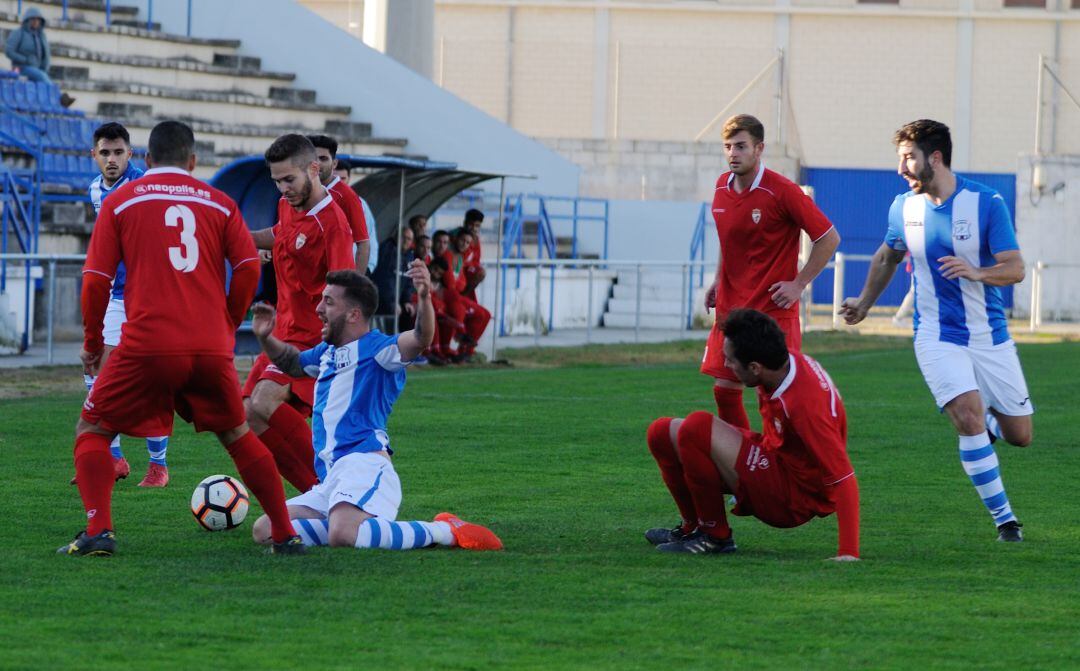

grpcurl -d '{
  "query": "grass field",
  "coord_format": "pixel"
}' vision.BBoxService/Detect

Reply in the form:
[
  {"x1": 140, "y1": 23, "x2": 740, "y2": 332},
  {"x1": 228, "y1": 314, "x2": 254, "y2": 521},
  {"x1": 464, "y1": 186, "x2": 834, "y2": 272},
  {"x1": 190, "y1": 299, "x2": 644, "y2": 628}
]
[{"x1": 1, "y1": 334, "x2": 1077, "y2": 670}]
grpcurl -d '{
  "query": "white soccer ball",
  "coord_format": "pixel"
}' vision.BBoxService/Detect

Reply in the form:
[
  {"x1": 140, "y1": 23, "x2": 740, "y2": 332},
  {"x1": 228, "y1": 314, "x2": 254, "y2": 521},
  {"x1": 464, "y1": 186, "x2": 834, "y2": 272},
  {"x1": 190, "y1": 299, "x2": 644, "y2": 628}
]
[{"x1": 190, "y1": 474, "x2": 249, "y2": 531}]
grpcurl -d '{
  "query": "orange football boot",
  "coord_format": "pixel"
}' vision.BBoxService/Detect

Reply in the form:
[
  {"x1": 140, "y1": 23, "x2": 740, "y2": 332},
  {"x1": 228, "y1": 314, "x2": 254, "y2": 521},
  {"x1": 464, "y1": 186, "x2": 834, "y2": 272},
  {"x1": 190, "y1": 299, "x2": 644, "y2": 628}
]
[{"x1": 434, "y1": 512, "x2": 503, "y2": 551}]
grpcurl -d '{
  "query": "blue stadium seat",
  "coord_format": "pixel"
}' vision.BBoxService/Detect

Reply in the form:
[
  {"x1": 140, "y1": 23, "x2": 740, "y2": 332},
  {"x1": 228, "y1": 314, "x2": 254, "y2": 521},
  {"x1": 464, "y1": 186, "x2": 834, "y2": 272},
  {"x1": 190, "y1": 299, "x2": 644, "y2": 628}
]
[
  {"x1": 0, "y1": 79, "x2": 17, "y2": 108},
  {"x1": 11, "y1": 80, "x2": 30, "y2": 112},
  {"x1": 0, "y1": 70, "x2": 18, "y2": 79}
]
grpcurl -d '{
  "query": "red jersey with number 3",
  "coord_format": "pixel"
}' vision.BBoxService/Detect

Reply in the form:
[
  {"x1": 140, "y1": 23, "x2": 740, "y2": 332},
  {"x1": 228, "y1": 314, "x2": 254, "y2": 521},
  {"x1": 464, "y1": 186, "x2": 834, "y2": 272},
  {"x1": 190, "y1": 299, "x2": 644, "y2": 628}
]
[
  {"x1": 712, "y1": 163, "x2": 834, "y2": 317},
  {"x1": 756, "y1": 352, "x2": 854, "y2": 511},
  {"x1": 271, "y1": 193, "x2": 354, "y2": 346},
  {"x1": 83, "y1": 167, "x2": 259, "y2": 355},
  {"x1": 325, "y1": 175, "x2": 369, "y2": 244}
]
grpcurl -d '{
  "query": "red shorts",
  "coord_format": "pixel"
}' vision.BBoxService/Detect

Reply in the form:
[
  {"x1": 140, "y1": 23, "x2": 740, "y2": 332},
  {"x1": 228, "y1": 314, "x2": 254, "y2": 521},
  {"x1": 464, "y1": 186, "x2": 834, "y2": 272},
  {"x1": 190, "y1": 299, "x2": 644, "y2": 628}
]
[
  {"x1": 700, "y1": 314, "x2": 802, "y2": 380},
  {"x1": 730, "y1": 429, "x2": 821, "y2": 529},
  {"x1": 82, "y1": 350, "x2": 245, "y2": 437},
  {"x1": 241, "y1": 352, "x2": 315, "y2": 411}
]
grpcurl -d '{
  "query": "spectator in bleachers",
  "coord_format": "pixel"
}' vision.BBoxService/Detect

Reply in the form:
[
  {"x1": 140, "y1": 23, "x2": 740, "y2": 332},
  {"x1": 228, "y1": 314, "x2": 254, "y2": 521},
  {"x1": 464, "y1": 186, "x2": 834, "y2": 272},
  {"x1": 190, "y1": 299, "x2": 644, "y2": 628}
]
[{"x1": 4, "y1": 7, "x2": 73, "y2": 106}]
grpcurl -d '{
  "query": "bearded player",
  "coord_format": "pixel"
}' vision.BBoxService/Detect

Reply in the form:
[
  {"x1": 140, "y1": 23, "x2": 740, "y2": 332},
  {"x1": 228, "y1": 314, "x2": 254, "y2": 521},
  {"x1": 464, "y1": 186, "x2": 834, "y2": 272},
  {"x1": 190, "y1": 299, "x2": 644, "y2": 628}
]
[{"x1": 308, "y1": 134, "x2": 373, "y2": 274}]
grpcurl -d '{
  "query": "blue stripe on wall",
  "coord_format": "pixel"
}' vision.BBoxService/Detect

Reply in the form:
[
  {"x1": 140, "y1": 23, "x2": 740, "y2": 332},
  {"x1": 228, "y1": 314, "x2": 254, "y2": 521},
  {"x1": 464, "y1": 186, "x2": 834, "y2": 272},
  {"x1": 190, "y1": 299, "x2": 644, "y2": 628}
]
[{"x1": 803, "y1": 167, "x2": 1015, "y2": 307}]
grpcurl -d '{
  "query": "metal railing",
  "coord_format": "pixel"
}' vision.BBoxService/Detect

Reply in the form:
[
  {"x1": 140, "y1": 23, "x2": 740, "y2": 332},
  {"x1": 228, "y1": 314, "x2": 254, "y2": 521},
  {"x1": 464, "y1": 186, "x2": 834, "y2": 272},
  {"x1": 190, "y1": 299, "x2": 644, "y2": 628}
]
[
  {"x1": 1028, "y1": 261, "x2": 1080, "y2": 332},
  {"x1": 0, "y1": 253, "x2": 82, "y2": 360},
  {"x1": 17, "y1": 0, "x2": 194, "y2": 35}
]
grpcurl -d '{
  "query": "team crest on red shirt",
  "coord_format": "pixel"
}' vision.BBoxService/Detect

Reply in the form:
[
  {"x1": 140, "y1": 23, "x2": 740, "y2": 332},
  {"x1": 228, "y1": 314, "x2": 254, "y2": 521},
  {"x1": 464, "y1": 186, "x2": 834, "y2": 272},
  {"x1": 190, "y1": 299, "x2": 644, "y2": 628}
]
[
  {"x1": 295, "y1": 233, "x2": 307, "y2": 250},
  {"x1": 751, "y1": 208, "x2": 762, "y2": 224},
  {"x1": 773, "y1": 417, "x2": 783, "y2": 434}
]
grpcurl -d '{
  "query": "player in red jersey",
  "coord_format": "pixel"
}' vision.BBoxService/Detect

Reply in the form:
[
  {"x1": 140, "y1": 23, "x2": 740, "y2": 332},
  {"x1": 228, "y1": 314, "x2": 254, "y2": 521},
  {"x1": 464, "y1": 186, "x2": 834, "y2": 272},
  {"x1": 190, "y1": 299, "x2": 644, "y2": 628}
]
[
  {"x1": 460, "y1": 208, "x2": 486, "y2": 300},
  {"x1": 59, "y1": 121, "x2": 303, "y2": 557},
  {"x1": 244, "y1": 134, "x2": 354, "y2": 493},
  {"x1": 702, "y1": 115, "x2": 840, "y2": 430},
  {"x1": 309, "y1": 134, "x2": 371, "y2": 273},
  {"x1": 646, "y1": 309, "x2": 859, "y2": 559}
]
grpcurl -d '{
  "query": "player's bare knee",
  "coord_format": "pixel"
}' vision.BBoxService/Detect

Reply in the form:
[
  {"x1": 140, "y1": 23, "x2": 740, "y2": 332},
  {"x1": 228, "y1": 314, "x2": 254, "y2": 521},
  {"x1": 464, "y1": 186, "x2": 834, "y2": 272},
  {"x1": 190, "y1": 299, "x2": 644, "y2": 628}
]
[
  {"x1": 327, "y1": 526, "x2": 357, "y2": 548},
  {"x1": 1005, "y1": 425, "x2": 1033, "y2": 448}
]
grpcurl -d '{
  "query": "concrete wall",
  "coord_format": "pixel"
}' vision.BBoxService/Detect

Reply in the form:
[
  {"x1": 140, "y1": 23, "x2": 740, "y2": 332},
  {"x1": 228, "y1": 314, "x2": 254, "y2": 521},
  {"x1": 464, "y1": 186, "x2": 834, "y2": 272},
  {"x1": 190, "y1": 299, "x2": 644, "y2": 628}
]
[
  {"x1": 145, "y1": 0, "x2": 579, "y2": 196},
  {"x1": 1014, "y1": 154, "x2": 1080, "y2": 320},
  {"x1": 429, "y1": 0, "x2": 1080, "y2": 174}
]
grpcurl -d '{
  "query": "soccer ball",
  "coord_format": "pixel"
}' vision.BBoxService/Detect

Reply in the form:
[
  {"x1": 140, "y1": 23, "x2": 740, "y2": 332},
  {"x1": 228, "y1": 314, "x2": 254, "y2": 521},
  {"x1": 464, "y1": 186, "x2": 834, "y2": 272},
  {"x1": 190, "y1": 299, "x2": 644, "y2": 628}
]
[{"x1": 190, "y1": 474, "x2": 249, "y2": 531}]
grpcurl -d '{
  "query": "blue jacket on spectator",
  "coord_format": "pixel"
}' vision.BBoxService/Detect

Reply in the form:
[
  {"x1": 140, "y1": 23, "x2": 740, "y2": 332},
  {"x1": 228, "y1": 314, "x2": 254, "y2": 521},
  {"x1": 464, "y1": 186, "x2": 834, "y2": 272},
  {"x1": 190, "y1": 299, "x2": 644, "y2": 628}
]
[{"x1": 5, "y1": 8, "x2": 51, "y2": 72}]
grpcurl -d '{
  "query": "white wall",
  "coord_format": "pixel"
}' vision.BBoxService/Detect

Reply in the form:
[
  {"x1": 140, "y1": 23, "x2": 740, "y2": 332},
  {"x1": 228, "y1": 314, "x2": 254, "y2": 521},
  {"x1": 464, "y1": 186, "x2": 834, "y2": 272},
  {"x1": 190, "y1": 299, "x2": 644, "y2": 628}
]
[
  {"x1": 1014, "y1": 154, "x2": 1080, "y2": 321},
  {"x1": 146, "y1": 0, "x2": 579, "y2": 196}
]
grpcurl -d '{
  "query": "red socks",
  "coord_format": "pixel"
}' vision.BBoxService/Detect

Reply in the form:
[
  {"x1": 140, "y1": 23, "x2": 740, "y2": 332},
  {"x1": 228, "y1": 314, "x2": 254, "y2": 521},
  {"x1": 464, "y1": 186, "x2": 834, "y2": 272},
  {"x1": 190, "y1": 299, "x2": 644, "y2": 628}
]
[
  {"x1": 833, "y1": 476, "x2": 861, "y2": 558},
  {"x1": 675, "y1": 411, "x2": 732, "y2": 540},
  {"x1": 646, "y1": 417, "x2": 697, "y2": 533},
  {"x1": 259, "y1": 404, "x2": 318, "y2": 493},
  {"x1": 225, "y1": 431, "x2": 296, "y2": 543},
  {"x1": 74, "y1": 432, "x2": 116, "y2": 536},
  {"x1": 713, "y1": 386, "x2": 750, "y2": 430}
]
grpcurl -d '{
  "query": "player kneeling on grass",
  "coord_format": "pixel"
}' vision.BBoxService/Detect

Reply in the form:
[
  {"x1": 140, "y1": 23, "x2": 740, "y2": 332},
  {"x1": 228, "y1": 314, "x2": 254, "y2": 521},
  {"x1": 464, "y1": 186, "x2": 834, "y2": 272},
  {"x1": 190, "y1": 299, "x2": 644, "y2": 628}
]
[
  {"x1": 645, "y1": 309, "x2": 860, "y2": 560},
  {"x1": 249, "y1": 264, "x2": 502, "y2": 552}
]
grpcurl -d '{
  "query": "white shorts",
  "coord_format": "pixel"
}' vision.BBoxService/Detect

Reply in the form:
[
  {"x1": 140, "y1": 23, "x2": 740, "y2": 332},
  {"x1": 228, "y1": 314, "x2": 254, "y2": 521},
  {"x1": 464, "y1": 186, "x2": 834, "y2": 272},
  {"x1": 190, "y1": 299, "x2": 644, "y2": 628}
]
[
  {"x1": 287, "y1": 452, "x2": 401, "y2": 520},
  {"x1": 914, "y1": 338, "x2": 1034, "y2": 416},
  {"x1": 102, "y1": 298, "x2": 126, "y2": 347}
]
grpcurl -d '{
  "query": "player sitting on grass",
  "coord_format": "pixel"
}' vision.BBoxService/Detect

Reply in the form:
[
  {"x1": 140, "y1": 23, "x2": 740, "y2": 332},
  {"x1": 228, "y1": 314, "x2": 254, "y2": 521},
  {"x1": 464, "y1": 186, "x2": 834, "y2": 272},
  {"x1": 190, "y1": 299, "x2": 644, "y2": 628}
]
[
  {"x1": 249, "y1": 265, "x2": 502, "y2": 552},
  {"x1": 645, "y1": 309, "x2": 860, "y2": 560}
]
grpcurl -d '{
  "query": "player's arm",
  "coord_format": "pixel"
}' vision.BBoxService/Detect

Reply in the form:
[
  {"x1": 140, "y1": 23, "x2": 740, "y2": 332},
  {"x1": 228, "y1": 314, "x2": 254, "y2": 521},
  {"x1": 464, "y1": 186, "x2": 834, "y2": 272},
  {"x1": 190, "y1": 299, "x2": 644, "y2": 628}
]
[
  {"x1": 396, "y1": 259, "x2": 435, "y2": 361},
  {"x1": 251, "y1": 303, "x2": 307, "y2": 378},
  {"x1": 830, "y1": 475, "x2": 860, "y2": 561},
  {"x1": 223, "y1": 207, "x2": 262, "y2": 327},
  {"x1": 770, "y1": 228, "x2": 841, "y2": 310},
  {"x1": 355, "y1": 240, "x2": 370, "y2": 275},
  {"x1": 938, "y1": 250, "x2": 1025, "y2": 286},
  {"x1": 80, "y1": 203, "x2": 122, "y2": 374},
  {"x1": 706, "y1": 253, "x2": 722, "y2": 312},
  {"x1": 250, "y1": 227, "x2": 275, "y2": 250},
  {"x1": 839, "y1": 243, "x2": 905, "y2": 325}
]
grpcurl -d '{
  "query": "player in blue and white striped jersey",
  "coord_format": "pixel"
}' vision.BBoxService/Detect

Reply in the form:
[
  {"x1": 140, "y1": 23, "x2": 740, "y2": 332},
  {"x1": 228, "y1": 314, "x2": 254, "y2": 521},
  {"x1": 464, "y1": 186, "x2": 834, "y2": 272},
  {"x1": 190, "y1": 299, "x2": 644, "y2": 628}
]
[
  {"x1": 249, "y1": 263, "x2": 502, "y2": 551},
  {"x1": 841, "y1": 120, "x2": 1032, "y2": 543},
  {"x1": 79, "y1": 122, "x2": 170, "y2": 488}
]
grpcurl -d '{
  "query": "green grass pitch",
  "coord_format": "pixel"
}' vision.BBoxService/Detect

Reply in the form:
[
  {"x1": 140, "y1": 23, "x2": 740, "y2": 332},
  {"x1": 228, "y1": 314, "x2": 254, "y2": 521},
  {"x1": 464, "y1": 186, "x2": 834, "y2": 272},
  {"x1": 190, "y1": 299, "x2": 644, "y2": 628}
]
[{"x1": 0, "y1": 334, "x2": 1077, "y2": 669}]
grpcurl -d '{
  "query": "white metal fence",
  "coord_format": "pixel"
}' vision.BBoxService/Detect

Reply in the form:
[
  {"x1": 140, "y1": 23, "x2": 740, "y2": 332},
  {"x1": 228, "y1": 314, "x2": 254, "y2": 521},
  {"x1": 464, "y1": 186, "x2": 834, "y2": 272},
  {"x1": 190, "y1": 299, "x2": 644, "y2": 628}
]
[{"x1": 2, "y1": 253, "x2": 1076, "y2": 366}]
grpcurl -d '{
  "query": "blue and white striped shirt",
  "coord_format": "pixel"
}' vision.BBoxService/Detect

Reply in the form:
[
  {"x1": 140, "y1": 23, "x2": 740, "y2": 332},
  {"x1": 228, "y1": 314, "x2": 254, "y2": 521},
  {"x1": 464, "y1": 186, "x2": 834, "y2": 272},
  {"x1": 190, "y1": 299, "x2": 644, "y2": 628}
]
[
  {"x1": 885, "y1": 177, "x2": 1018, "y2": 347},
  {"x1": 89, "y1": 163, "x2": 143, "y2": 299},
  {"x1": 298, "y1": 330, "x2": 411, "y2": 481}
]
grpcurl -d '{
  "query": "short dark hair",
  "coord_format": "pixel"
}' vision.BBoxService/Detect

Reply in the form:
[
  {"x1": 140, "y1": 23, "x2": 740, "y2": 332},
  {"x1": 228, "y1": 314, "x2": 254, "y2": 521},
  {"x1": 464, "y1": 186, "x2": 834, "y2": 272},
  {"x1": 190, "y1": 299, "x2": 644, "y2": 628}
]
[
  {"x1": 464, "y1": 208, "x2": 484, "y2": 225},
  {"x1": 265, "y1": 133, "x2": 317, "y2": 168},
  {"x1": 92, "y1": 122, "x2": 130, "y2": 147},
  {"x1": 432, "y1": 229, "x2": 449, "y2": 241},
  {"x1": 408, "y1": 214, "x2": 428, "y2": 229},
  {"x1": 307, "y1": 134, "x2": 338, "y2": 159},
  {"x1": 894, "y1": 119, "x2": 952, "y2": 168},
  {"x1": 326, "y1": 269, "x2": 378, "y2": 320},
  {"x1": 416, "y1": 235, "x2": 430, "y2": 245},
  {"x1": 721, "y1": 309, "x2": 788, "y2": 370},
  {"x1": 453, "y1": 227, "x2": 472, "y2": 241},
  {"x1": 147, "y1": 120, "x2": 195, "y2": 167},
  {"x1": 722, "y1": 114, "x2": 765, "y2": 144},
  {"x1": 428, "y1": 256, "x2": 449, "y2": 272}
]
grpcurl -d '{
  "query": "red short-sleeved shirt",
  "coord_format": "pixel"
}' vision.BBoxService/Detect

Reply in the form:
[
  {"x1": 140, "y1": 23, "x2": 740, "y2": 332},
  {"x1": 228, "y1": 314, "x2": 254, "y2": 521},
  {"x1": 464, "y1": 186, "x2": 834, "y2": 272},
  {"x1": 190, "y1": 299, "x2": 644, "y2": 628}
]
[
  {"x1": 325, "y1": 175, "x2": 369, "y2": 244},
  {"x1": 83, "y1": 167, "x2": 258, "y2": 355},
  {"x1": 271, "y1": 193, "x2": 354, "y2": 346},
  {"x1": 754, "y1": 352, "x2": 854, "y2": 513},
  {"x1": 464, "y1": 239, "x2": 481, "y2": 267},
  {"x1": 712, "y1": 163, "x2": 834, "y2": 318}
]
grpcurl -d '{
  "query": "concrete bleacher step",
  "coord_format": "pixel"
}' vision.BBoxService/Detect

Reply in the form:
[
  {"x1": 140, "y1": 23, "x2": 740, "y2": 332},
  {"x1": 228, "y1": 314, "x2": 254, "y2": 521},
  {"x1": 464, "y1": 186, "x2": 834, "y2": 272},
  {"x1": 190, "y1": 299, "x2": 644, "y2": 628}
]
[
  {"x1": 60, "y1": 78, "x2": 352, "y2": 128},
  {"x1": 49, "y1": 43, "x2": 296, "y2": 98},
  {"x1": 0, "y1": 0, "x2": 137, "y2": 25},
  {"x1": 0, "y1": 12, "x2": 240, "y2": 63},
  {"x1": 602, "y1": 311, "x2": 686, "y2": 330}
]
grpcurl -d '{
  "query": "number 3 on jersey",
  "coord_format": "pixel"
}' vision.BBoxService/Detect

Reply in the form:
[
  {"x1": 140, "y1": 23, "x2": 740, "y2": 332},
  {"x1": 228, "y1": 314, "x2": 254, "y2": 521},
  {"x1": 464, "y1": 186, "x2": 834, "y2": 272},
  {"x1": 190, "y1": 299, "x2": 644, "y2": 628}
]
[{"x1": 165, "y1": 204, "x2": 199, "y2": 272}]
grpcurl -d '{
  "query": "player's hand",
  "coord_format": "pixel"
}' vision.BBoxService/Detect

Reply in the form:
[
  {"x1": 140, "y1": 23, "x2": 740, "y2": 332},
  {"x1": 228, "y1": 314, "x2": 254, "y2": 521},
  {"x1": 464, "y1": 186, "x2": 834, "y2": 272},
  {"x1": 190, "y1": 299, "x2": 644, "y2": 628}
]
[
  {"x1": 406, "y1": 259, "x2": 431, "y2": 299},
  {"x1": 704, "y1": 282, "x2": 717, "y2": 312},
  {"x1": 769, "y1": 280, "x2": 806, "y2": 310},
  {"x1": 250, "y1": 302, "x2": 276, "y2": 340},
  {"x1": 258, "y1": 249, "x2": 273, "y2": 264},
  {"x1": 827, "y1": 554, "x2": 860, "y2": 562},
  {"x1": 937, "y1": 255, "x2": 983, "y2": 282},
  {"x1": 404, "y1": 303, "x2": 417, "y2": 316},
  {"x1": 837, "y1": 298, "x2": 869, "y2": 325},
  {"x1": 79, "y1": 348, "x2": 103, "y2": 376}
]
